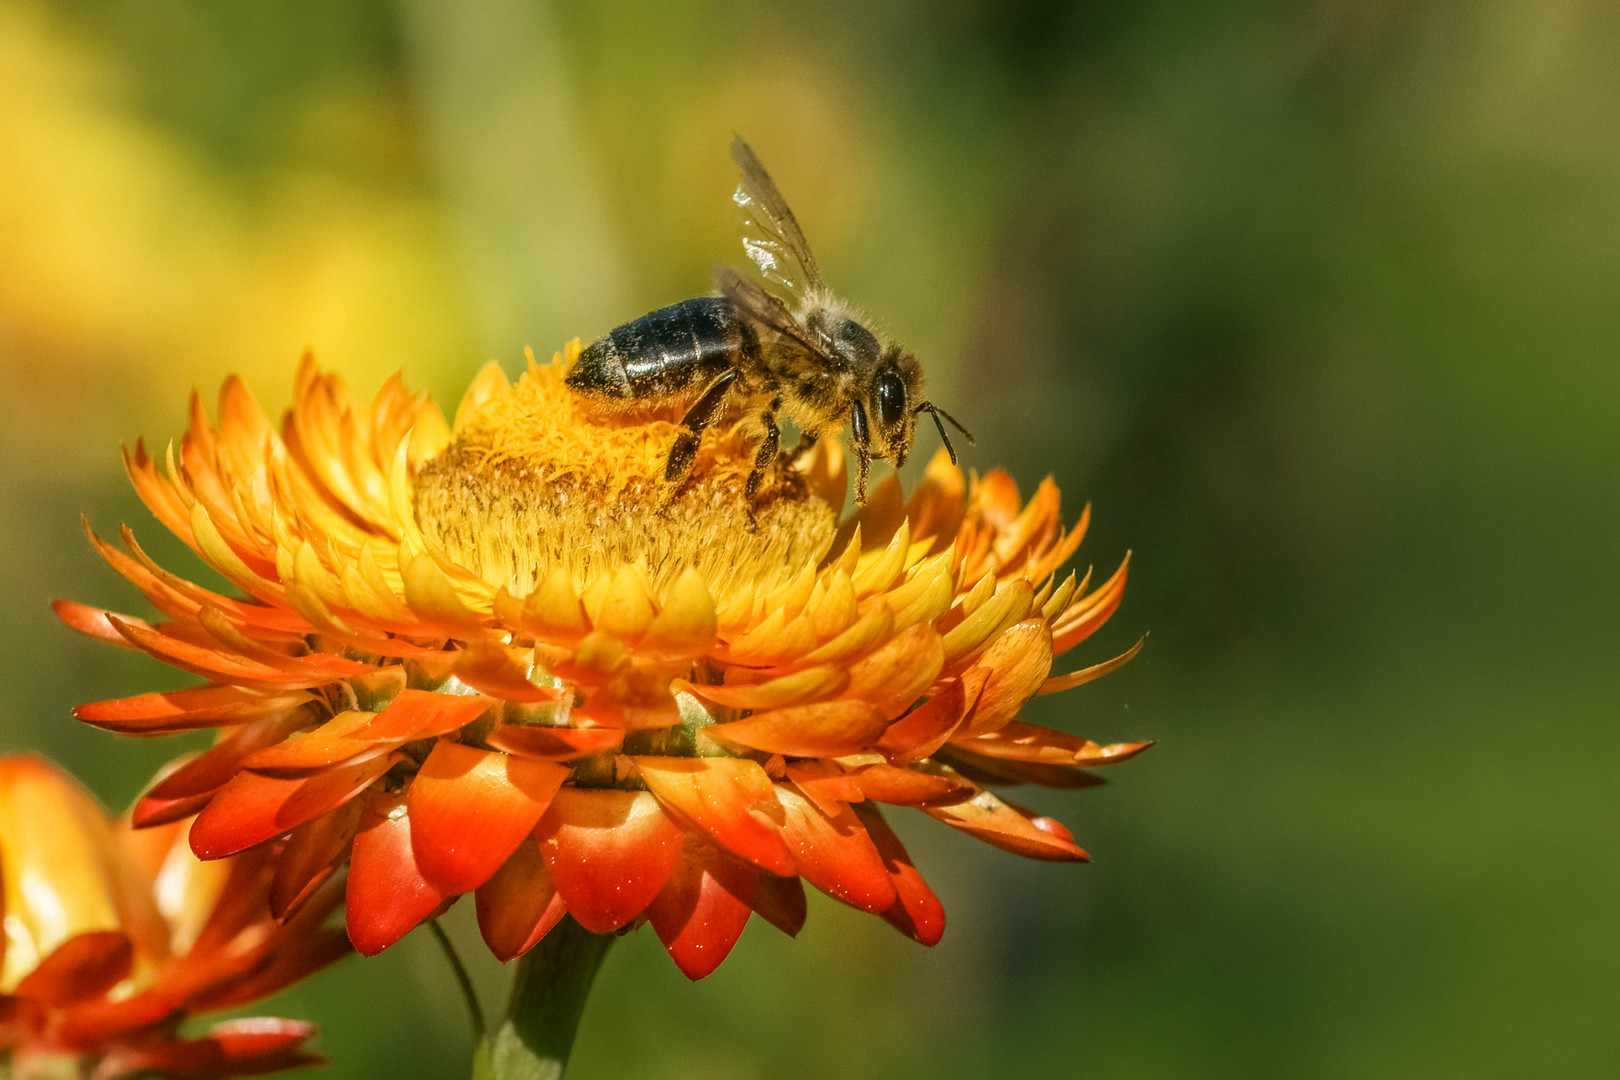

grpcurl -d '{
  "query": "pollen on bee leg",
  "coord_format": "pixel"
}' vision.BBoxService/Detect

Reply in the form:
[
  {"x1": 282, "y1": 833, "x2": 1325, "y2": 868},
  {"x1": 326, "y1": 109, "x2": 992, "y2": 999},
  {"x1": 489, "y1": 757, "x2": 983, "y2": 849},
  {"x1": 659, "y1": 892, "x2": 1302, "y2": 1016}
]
[{"x1": 411, "y1": 357, "x2": 839, "y2": 610}]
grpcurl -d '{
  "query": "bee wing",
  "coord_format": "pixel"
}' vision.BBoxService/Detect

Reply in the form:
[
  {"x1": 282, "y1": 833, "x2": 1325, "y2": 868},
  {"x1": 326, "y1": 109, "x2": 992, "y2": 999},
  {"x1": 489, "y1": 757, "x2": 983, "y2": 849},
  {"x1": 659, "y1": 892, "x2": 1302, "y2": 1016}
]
[
  {"x1": 714, "y1": 265, "x2": 842, "y2": 369},
  {"x1": 732, "y1": 136, "x2": 826, "y2": 296}
]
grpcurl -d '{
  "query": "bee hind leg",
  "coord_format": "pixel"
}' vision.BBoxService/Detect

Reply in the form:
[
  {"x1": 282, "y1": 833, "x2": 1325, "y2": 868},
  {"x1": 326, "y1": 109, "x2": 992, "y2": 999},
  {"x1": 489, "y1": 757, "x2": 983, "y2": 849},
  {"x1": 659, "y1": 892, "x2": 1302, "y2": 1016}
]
[
  {"x1": 661, "y1": 369, "x2": 738, "y2": 507},
  {"x1": 743, "y1": 399, "x2": 783, "y2": 523}
]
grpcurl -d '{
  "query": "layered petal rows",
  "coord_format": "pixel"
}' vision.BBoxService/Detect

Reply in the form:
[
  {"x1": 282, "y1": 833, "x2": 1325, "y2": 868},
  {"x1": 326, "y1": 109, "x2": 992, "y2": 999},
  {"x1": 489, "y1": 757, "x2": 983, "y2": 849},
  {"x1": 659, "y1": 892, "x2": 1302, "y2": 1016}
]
[
  {"x1": 0, "y1": 755, "x2": 344, "y2": 1079},
  {"x1": 60, "y1": 348, "x2": 1149, "y2": 980}
]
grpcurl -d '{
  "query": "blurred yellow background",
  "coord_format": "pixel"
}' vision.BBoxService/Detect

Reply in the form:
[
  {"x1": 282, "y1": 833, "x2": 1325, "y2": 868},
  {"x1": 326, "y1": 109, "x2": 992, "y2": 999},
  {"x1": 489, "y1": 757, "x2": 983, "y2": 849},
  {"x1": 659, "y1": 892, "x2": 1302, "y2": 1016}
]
[{"x1": 3, "y1": 1, "x2": 1615, "y2": 1077}]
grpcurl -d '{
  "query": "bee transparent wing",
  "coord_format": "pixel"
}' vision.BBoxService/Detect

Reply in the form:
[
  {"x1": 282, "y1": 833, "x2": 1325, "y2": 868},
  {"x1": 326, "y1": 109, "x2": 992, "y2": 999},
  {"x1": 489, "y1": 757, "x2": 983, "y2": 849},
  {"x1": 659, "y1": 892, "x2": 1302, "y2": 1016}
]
[
  {"x1": 714, "y1": 265, "x2": 841, "y2": 369},
  {"x1": 732, "y1": 136, "x2": 825, "y2": 296}
]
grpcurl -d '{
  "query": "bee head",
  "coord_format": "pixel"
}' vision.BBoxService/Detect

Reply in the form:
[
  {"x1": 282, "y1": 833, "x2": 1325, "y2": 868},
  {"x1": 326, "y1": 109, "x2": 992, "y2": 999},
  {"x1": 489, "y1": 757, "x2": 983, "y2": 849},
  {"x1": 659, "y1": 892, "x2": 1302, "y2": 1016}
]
[{"x1": 862, "y1": 344, "x2": 923, "y2": 467}]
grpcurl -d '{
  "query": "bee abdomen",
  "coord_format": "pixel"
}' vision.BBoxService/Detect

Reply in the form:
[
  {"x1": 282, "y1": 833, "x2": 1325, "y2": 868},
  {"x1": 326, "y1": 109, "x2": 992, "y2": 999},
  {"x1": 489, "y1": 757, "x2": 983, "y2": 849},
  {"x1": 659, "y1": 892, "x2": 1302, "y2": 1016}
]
[{"x1": 567, "y1": 296, "x2": 751, "y2": 402}]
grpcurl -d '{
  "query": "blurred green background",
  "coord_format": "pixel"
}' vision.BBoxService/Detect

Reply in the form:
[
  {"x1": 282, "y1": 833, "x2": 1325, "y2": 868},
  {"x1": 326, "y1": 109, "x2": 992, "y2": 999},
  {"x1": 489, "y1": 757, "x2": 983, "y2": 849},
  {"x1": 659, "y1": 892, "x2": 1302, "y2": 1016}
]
[{"x1": 3, "y1": 0, "x2": 1616, "y2": 1077}]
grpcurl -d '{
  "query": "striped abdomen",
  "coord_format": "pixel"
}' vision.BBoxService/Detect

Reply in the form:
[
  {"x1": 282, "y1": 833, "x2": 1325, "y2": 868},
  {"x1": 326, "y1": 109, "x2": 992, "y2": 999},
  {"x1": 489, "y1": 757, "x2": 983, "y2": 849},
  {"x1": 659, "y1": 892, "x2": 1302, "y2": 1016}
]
[{"x1": 566, "y1": 296, "x2": 755, "y2": 406}]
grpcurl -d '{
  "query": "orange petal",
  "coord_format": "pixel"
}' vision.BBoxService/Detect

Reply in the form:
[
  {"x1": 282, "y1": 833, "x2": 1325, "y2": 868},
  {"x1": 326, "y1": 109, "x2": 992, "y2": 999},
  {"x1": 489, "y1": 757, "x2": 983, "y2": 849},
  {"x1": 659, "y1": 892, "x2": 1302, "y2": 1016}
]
[
  {"x1": 785, "y1": 761, "x2": 866, "y2": 816},
  {"x1": 146, "y1": 708, "x2": 316, "y2": 802},
  {"x1": 1038, "y1": 636, "x2": 1145, "y2": 695},
  {"x1": 688, "y1": 665, "x2": 847, "y2": 711},
  {"x1": 271, "y1": 800, "x2": 363, "y2": 921},
  {"x1": 705, "y1": 701, "x2": 888, "y2": 758},
  {"x1": 453, "y1": 645, "x2": 566, "y2": 703},
  {"x1": 960, "y1": 619, "x2": 1053, "y2": 736},
  {"x1": 346, "y1": 793, "x2": 446, "y2": 956},
  {"x1": 52, "y1": 600, "x2": 140, "y2": 648},
  {"x1": 875, "y1": 671, "x2": 984, "y2": 764},
  {"x1": 925, "y1": 789, "x2": 1088, "y2": 862},
  {"x1": 848, "y1": 763, "x2": 973, "y2": 808},
  {"x1": 536, "y1": 788, "x2": 683, "y2": 933},
  {"x1": 408, "y1": 744, "x2": 568, "y2": 895},
  {"x1": 647, "y1": 843, "x2": 756, "y2": 981},
  {"x1": 189, "y1": 755, "x2": 393, "y2": 859},
  {"x1": 476, "y1": 837, "x2": 568, "y2": 962},
  {"x1": 773, "y1": 787, "x2": 896, "y2": 914},
  {"x1": 486, "y1": 725, "x2": 624, "y2": 761},
  {"x1": 1051, "y1": 555, "x2": 1129, "y2": 655},
  {"x1": 241, "y1": 710, "x2": 385, "y2": 776},
  {"x1": 854, "y1": 802, "x2": 945, "y2": 946},
  {"x1": 955, "y1": 720, "x2": 1154, "y2": 767},
  {"x1": 73, "y1": 685, "x2": 311, "y2": 735},
  {"x1": 844, "y1": 624, "x2": 945, "y2": 719},
  {"x1": 934, "y1": 746, "x2": 1107, "y2": 790},
  {"x1": 355, "y1": 688, "x2": 491, "y2": 741},
  {"x1": 14, "y1": 931, "x2": 134, "y2": 1005},
  {"x1": 635, "y1": 757, "x2": 795, "y2": 875}
]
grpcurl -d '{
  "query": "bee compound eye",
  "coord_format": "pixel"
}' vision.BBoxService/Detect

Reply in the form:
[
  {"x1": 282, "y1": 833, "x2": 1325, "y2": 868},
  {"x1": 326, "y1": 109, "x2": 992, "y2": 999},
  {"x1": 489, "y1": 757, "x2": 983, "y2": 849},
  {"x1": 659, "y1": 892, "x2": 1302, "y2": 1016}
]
[{"x1": 875, "y1": 371, "x2": 906, "y2": 429}]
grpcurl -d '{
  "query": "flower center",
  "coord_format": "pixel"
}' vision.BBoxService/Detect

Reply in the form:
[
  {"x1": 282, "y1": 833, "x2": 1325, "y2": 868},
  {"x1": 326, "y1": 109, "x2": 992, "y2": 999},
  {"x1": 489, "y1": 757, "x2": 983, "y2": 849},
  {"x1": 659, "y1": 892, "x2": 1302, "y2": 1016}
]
[{"x1": 413, "y1": 351, "x2": 839, "y2": 600}]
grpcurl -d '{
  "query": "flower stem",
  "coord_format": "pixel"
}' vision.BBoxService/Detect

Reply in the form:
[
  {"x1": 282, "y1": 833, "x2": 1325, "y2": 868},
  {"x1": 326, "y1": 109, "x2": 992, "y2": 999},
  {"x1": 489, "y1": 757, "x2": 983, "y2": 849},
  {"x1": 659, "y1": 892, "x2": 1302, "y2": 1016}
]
[
  {"x1": 473, "y1": 917, "x2": 614, "y2": 1080},
  {"x1": 429, "y1": 918, "x2": 486, "y2": 1042}
]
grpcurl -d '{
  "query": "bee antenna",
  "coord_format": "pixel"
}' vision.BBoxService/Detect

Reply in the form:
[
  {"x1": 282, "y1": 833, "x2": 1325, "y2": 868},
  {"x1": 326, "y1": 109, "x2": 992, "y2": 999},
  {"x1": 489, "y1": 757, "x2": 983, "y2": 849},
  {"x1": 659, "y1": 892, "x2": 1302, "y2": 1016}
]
[{"x1": 915, "y1": 402, "x2": 976, "y2": 465}]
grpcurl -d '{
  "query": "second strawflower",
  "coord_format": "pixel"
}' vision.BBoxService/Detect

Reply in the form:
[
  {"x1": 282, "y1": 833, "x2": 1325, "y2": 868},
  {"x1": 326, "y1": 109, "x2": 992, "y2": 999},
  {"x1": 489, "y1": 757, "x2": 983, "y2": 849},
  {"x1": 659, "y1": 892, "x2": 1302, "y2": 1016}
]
[{"x1": 58, "y1": 344, "x2": 1147, "y2": 979}]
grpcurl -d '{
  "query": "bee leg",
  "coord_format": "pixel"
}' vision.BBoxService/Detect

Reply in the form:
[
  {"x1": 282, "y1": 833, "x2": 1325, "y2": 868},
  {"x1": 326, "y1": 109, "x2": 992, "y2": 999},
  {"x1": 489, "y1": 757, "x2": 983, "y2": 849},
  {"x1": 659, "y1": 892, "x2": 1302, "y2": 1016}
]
[
  {"x1": 662, "y1": 369, "x2": 739, "y2": 505},
  {"x1": 850, "y1": 400, "x2": 872, "y2": 505},
  {"x1": 744, "y1": 399, "x2": 783, "y2": 514}
]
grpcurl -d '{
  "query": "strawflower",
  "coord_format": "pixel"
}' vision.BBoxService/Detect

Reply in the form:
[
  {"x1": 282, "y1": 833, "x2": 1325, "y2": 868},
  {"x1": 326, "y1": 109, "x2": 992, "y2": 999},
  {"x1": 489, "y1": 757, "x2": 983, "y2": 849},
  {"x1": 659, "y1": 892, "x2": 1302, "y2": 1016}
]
[
  {"x1": 0, "y1": 755, "x2": 345, "y2": 1080},
  {"x1": 58, "y1": 346, "x2": 1147, "y2": 1072}
]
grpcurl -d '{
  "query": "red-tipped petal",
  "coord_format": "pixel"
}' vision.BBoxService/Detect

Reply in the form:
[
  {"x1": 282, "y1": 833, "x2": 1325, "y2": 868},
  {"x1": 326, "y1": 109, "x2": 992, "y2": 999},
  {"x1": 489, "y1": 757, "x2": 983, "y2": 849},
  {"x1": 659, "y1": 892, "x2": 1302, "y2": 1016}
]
[
  {"x1": 536, "y1": 788, "x2": 683, "y2": 933},
  {"x1": 408, "y1": 744, "x2": 568, "y2": 895},
  {"x1": 925, "y1": 789, "x2": 1089, "y2": 862},
  {"x1": 634, "y1": 756, "x2": 795, "y2": 875},
  {"x1": 346, "y1": 793, "x2": 445, "y2": 955},
  {"x1": 854, "y1": 802, "x2": 945, "y2": 946},
  {"x1": 475, "y1": 838, "x2": 568, "y2": 962},
  {"x1": 647, "y1": 844, "x2": 756, "y2": 980},
  {"x1": 774, "y1": 787, "x2": 897, "y2": 914},
  {"x1": 99, "y1": 1017, "x2": 321, "y2": 1080},
  {"x1": 189, "y1": 755, "x2": 393, "y2": 859},
  {"x1": 752, "y1": 873, "x2": 807, "y2": 937}
]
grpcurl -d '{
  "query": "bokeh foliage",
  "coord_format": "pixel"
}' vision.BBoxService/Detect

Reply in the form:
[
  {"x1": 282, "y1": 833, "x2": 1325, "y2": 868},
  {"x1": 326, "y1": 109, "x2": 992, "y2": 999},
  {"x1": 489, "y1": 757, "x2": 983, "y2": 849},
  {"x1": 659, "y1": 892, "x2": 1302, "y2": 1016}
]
[{"x1": 2, "y1": 0, "x2": 1614, "y2": 1077}]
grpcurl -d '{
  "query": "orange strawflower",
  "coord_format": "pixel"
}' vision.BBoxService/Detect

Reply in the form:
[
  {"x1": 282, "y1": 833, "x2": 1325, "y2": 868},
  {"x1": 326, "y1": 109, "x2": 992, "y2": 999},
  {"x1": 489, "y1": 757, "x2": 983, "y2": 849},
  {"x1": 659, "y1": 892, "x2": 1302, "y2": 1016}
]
[
  {"x1": 0, "y1": 755, "x2": 344, "y2": 1079},
  {"x1": 57, "y1": 346, "x2": 1147, "y2": 979}
]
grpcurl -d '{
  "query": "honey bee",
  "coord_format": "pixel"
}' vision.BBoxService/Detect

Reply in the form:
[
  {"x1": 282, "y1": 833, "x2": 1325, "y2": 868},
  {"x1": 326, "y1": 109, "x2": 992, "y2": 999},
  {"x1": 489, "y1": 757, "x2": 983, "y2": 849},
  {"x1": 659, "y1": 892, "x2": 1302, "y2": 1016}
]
[{"x1": 566, "y1": 136, "x2": 971, "y2": 505}]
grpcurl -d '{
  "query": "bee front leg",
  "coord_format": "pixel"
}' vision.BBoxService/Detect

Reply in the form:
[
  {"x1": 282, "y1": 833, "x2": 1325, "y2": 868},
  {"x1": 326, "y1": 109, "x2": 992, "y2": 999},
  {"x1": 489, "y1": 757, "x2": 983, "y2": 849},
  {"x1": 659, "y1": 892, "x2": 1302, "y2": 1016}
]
[
  {"x1": 744, "y1": 397, "x2": 783, "y2": 509},
  {"x1": 663, "y1": 369, "x2": 739, "y2": 505},
  {"x1": 850, "y1": 399, "x2": 872, "y2": 505}
]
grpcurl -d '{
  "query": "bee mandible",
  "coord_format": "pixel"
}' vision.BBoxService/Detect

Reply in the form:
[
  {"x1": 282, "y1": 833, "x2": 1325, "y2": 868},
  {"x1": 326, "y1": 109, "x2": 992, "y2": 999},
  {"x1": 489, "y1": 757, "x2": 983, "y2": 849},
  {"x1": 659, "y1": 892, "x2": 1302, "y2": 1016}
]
[{"x1": 565, "y1": 137, "x2": 971, "y2": 506}]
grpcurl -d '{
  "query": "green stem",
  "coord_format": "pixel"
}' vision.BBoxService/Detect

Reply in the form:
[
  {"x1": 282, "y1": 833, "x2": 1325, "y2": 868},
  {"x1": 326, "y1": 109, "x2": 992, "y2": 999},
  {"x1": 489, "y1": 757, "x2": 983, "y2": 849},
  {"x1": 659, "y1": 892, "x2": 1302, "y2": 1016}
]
[
  {"x1": 473, "y1": 917, "x2": 615, "y2": 1080},
  {"x1": 429, "y1": 918, "x2": 486, "y2": 1042}
]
